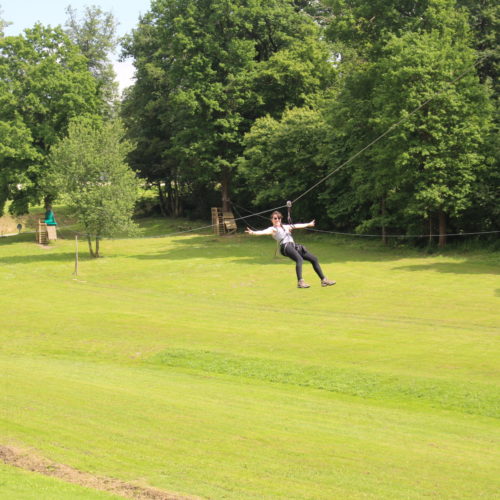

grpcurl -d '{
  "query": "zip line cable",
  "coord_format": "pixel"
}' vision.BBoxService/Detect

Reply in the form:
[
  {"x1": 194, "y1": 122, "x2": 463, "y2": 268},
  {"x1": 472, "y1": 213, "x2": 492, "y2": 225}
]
[
  {"x1": 231, "y1": 203, "x2": 259, "y2": 231},
  {"x1": 233, "y1": 201, "x2": 500, "y2": 238},
  {"x1": 306, "y1": 227, "x2": 500, "y2": 238},
  {"x1": 3, "y1": 56, "x2": 495, "y2": 243},
  {"x1": 227, "y1": 55, "x2": 496, "y2": 237},
  {"x1": 291, "y1": 54, "x2": 489, "y2": 205},
  {"x1": 5, "y1": 211, "x2": 498, "y2": 242},
  {"x1": 31, "y1": 202, "x2": 289, "y2": 241},
  {"x1": 73, "y1": 54, "x2": 493, "y2": 240}
]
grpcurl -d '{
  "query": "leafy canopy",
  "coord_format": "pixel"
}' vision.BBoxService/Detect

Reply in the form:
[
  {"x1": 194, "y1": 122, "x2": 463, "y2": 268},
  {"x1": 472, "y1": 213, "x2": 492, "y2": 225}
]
[
  {"x1": 49, "y1": 119, "x2": 140, "y2": 256},
  {"x1": 0, "y1": 24, "x2": 100, "y2": 214}
]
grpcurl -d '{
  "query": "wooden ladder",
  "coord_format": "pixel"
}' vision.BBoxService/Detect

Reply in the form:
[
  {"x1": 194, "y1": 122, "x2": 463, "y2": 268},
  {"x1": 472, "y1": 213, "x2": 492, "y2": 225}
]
[
  {"x1": 36, "y1": 220, "x2": 48, "y2": 245},
  {"x1": 211, "y1": 207, "x2": 225, "y2": 235},
  {"x1": 211, "y1": 208, "x2": 237, "y2": 235}
]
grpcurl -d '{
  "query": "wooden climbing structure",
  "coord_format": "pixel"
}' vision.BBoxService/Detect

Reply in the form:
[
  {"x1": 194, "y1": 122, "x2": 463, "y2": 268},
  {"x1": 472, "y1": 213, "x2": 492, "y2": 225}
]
[
  {"x1": 211, "y1": 207, "x2": 237, "y2": 235},
  {"x1": 36, "y1": 220, "x2": 57, "y2": 244}
]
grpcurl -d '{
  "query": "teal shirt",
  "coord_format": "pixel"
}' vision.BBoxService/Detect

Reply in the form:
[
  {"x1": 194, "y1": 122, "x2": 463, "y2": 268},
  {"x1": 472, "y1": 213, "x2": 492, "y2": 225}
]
[{"x1": 44, "y1": 210, "x2": 57, "y2": 226}]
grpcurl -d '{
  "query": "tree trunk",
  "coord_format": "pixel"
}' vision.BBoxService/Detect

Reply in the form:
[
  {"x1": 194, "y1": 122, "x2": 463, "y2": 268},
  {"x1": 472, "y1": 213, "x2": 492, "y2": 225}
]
[
  {"x1": 173, "y1": 179, "x2": 181, "y2": 217},
  {"x1": 381, "y1": 198, "x2": 387, "y2": 245},
  {"x1": 44, "y1": 196, "x2": 55, "y2": 211},
  {"x1": 167, "y1": 179, "x2": 182, "y2": 217},
  {"x1": 87, "y1": 235, "x2": 96, "y2": 258},
  {"x1": 167, "y1": 182, "x2": 174, "y2": 216},
  {"x1": 86, "y1": 235, "x2": 101, "y2": 257},
  {"x1": 221, "y1": 166, "x2": 231, "y2": 212},
  {"x1": 157, "y1": 182, "x2": 168, "y2": 217},
  {"x1": 428, "y1": 214, "x2": 433, "y2": 246},
  {"x1": 438, "y1": 210, "x2": 447, "y2": 248}
]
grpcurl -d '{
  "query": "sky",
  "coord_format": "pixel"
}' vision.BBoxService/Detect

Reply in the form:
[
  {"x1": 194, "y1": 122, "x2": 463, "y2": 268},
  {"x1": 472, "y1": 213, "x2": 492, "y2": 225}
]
[{"x1": 1, "y1": 0, "x2": 152, "y2": 92}]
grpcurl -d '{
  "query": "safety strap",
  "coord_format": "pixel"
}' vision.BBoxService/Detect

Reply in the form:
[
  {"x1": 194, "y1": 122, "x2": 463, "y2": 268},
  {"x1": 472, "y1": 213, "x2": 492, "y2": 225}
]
[
  {"x1": 286, "y1": 200, "x2": 292, "y2": 226},
  {"x1": 275, "y1": 200, "x2": 293, "y2": 259}
]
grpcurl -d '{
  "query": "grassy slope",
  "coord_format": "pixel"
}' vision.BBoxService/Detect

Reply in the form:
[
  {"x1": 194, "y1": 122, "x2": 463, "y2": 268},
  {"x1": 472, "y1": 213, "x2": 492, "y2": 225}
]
[
  {"x1": 0, "y1": 221, "x2": 499, "y2": 499},
  {"x1": 0, "y1": 463, "x2": 122, "y2": 499}
]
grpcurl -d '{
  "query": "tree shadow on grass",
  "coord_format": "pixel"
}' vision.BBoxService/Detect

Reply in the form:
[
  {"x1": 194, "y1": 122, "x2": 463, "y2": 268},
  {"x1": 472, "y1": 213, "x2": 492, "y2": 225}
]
[
  {"x1": 0, "y1": 251, "x2": 77, "y2": 265},
  {"x1": 130, "y1": 236, "x2": 293, "y2": 266},
  {"x1": 0, "y1": 233, "x2": 35, "y2": 246},
  {"x1": 127, "y1": 233, "x2": 444, "y2": 266},
  {"x1": 0, "y1": 230, "x2": 75, "y2": 246},
  {"x1": 3, "y1": 231, "x2": 497, "y2": 273},
  {"x1": 393, "y1": 262, "x2": 499, "y2": 276},
  {"x1": 0, "y1": 234, "x2": 77, "y2": 264}
]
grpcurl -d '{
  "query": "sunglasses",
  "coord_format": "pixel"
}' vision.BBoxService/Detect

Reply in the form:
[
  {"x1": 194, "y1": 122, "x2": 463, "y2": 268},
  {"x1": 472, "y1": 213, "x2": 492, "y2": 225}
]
[{"x1": 272, "y1": 216, "x2": 282, "y2": 220}]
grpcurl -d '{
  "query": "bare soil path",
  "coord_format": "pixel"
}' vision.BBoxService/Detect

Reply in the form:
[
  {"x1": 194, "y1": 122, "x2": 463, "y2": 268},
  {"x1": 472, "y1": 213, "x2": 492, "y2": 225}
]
[{"x1": 0, "y1": 445, "x2": 200, "y2": 500}]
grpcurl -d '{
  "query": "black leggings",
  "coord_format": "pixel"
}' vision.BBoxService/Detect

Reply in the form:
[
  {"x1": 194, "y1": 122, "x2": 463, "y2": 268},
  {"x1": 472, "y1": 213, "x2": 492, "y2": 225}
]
[{"x1": 281, "y1": 243, "x2": 325, "y2": 281}]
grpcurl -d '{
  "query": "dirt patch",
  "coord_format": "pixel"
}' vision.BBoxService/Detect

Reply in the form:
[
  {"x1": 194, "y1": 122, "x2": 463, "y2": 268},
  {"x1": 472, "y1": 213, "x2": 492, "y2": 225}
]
[
  {"x1": 0, "y1": 445, "x2": 201, "y2": 500},
  {"x1": 0, "y1": 210, "x2": 77, "y2": 235},
  {"x1": 0, "y1": 214, "x2": 27, "y2": 235}
]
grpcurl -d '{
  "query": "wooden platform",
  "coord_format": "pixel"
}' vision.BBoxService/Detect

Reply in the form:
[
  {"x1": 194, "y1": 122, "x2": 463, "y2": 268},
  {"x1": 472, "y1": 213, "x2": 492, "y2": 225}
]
[
  {"x1": 211, "y1": 208, "x2": 237, "y2": 235},
  {"x1": 36, "y1": 220, "x2": 57, "y2": 244}
]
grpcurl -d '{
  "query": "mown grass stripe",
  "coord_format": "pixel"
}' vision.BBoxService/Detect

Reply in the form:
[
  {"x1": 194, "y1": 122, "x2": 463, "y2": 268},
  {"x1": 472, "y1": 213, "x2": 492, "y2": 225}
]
[{"x1": 150, "y1": 349, "x2": 500, "y2": 418}]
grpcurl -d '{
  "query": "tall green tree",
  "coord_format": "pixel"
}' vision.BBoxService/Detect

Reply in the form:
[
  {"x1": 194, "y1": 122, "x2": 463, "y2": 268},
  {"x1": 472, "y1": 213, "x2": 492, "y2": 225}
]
[
  {"x1": 65, "y1": 5, "x2": 119, "y2": 113},
  {"x1": 323, "y1": 0, "x2": 495, "y2": 245},
  {"x1": 0, "y1": 24, "x2": 100, "y2": 215},
  {"x1": 457, "y1": 0, "x2": 499, "y2": 234},
  {"x1": 122, "y1": 0, "x2": 334, "y2": 216},
  {"x1": 0, "y1": 5, "x2": 10, "y2": 37},
  {"x1": 48, "y1": 119, "x2": 139, "y2": 257},
  {"x1": 324, "y1": 0, "x2": 498, "y2": 105},
  {"x1": 240, "y1": 106, "x2": 330, "y2": 220},
  {"x1": 457, "y1": 0, "x2": 499, "y2": 91},
  {"x1": 324, "y1": 0, "x2": 430, "y2": 58}
]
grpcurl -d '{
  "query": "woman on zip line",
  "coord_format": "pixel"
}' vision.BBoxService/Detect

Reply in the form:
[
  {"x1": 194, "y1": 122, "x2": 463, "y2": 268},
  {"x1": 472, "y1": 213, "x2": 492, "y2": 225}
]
[{"x1": 245, "y1": 211, "x2": 336, "y2": 289}]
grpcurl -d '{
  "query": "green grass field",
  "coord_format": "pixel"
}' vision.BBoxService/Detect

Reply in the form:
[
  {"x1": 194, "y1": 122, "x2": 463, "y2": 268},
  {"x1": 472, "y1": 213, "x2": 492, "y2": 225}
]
[
  {"x1": 1, "y1": 218, "x2": 499, "y2": 499},
  {"x1": 0, "y1": 463, "x2": 122, "y2": 500}
]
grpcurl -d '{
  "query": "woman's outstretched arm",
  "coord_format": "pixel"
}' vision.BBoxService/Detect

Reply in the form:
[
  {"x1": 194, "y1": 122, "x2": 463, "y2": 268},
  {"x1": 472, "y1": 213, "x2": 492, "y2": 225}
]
[
  {"x1": 245, "y1": 227, "x2": 275, "y2": 235},
  {"x1": 288, "y1": 220, "x2": 315, "y2": 230}
]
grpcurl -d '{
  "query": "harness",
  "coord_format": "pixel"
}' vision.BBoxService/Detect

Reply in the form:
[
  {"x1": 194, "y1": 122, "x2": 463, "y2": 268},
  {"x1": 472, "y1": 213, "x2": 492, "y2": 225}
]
[
  {"x1": 278, "y1": 201, "x2": 294, "y2": 257},
  {"x1": 274, "y1": 201, "x2": 294, "y2": 258},
  {"x1": 286, "y1": 200, "x2": 292, "y2": 225}
]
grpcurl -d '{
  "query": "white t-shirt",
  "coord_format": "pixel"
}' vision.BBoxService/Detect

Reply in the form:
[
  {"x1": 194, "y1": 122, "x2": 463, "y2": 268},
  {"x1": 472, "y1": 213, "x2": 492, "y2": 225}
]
[{"x1": 272, "y1": 225, "x2": 294, "y2": 246}]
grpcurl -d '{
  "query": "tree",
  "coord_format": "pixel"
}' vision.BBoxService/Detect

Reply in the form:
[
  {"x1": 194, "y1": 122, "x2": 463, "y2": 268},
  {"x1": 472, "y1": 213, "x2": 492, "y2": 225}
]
[
  {"x1": 456, "y1": 0, "x2": 499, "y2": 92},
  {"x1": 240, "y1": 106, "x2": 330, "y2": 220},
  {"x1": 0, "y1": 111, "x2": 41, "y2": 215},
  {"x1": 122, "y1": 0, "x2": 334, "y2": 216},
  {"x1": 324, "y1": 0, "x2": 498, "y2": 109},
  {"x1": 0, "y1": 5, "x2": 10, "y2": 37},
  {"x1": 0, "y1": 24, "x2": 100, "y2": 214},
  {"x1": 292, "y1": 0, "x2": 333, "y2": 24},
  {"x1": 48, "y1": 119, "x2": 139, "y2": 257},
  {"x1": 324, "y1": 0, "x2": 430, "y2": 58},
  {"x1": 323, "y1": 0, "x2": 495, "y2": 245},
  {"x1": 65, "y1": 5, "x2": 119, "y2": 114}
]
